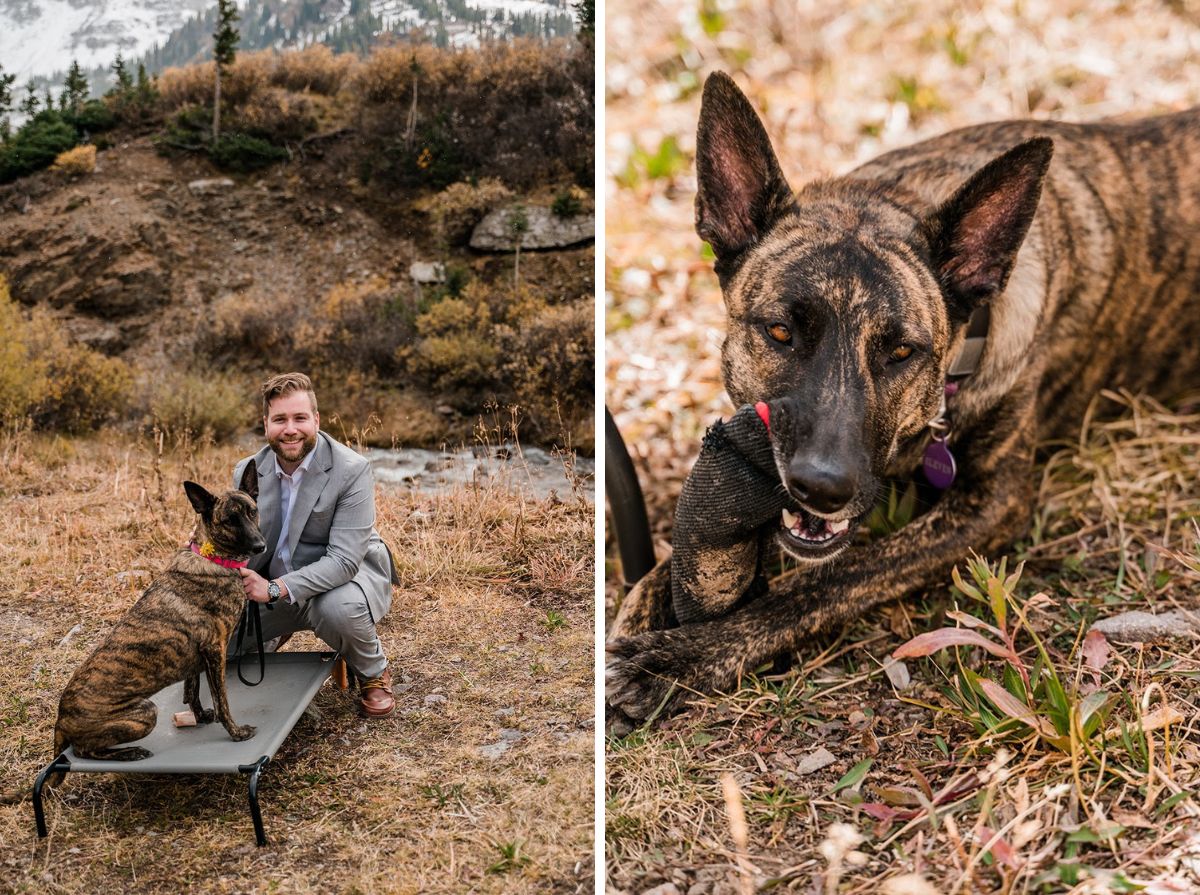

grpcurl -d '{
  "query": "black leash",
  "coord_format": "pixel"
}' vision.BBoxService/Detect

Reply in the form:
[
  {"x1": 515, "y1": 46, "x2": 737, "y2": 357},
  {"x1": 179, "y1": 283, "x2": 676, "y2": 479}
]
[{"x1": 235, "y1": 600, "x2": 266, "y2": 686}]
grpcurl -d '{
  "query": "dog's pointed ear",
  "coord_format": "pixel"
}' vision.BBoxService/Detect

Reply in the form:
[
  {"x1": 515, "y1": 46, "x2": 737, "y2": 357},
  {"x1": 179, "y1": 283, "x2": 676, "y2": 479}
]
[
  {"x1": 695, "y1": 72, "x2": 794, "y2": 264},
  {"x1": 927, "y1": 137, "x2": 1053, "y2": 318},
  {"x1": 183, "y1": 481, "x2": 216, "y2": 516},
  {"x1": 238, "y1": 459, "x2": 259, "y2": 500}
]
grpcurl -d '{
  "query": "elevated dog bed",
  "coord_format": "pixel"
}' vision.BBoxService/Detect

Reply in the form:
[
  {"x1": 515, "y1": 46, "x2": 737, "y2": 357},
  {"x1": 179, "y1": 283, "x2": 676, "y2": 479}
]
[{"x1": 33, "y1": 651, "x2": 338, "y2": 846}]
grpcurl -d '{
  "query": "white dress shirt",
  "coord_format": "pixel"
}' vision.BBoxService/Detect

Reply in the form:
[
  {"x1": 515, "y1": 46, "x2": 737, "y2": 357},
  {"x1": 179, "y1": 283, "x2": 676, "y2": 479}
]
[{"x1": 269, "y1": 448, "x2": 316, "y2": 599}]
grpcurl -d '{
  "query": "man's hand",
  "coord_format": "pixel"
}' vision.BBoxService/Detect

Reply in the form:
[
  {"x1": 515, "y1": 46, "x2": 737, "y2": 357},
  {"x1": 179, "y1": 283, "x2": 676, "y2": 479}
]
[
  {"x1": 239, "y1": 568, "x2": 271, "y2": 603},
  {"x1": 670, "y1": 402, "x2": 788, "y2": 624}
]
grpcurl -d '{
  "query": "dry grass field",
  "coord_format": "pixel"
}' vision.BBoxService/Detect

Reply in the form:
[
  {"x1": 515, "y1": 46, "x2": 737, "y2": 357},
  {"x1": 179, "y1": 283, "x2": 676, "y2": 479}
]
[
  {"x1": 605, "y1": 1, "x2": 1200, "y2": 892},
  {"x1": 0, "y1": 430, "x2": 594, "y2": 893}
]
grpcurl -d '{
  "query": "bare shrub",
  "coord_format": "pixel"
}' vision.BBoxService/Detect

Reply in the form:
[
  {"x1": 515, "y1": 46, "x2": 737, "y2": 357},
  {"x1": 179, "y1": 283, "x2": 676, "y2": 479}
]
[
  {"x1": 145, "y1": 368, "x2": 251, "y2": 443},
  {"x1": 272, "y1": 44, "x2": 354, "y2": 96},
  {"x1": 235, "y1": 88, "x2": 318, "y2": 143},
  {"x1": 415, "y1": 178, "x2": 514, "y2": 248},
  {"x1": 407, "y1": 294, "x2": 498, "y2": 392},
  {"x1": 50, "y1": 144, "x2": 97, "y2": 177}
]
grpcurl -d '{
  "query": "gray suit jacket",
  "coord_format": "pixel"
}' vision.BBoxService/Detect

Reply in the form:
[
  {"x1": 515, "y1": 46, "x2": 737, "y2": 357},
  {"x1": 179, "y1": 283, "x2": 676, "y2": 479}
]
[{"x1": 234, "y1": 431, "x2": 396, "y2": 620}]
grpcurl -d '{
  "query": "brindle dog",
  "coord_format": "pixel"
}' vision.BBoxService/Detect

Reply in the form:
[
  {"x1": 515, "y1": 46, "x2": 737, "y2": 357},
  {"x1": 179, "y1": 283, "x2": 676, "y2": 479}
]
[
  {"x1": 48, "y1": 463, "x2": 266, "y2": 780},
  {"x1": 607, "y1": 72, "x2": 1200, "y2": 724}
]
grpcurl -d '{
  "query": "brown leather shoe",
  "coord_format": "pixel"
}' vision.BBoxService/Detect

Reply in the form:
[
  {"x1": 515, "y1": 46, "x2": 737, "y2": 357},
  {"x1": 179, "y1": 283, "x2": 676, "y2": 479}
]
[{"x1": 359, "y1": 668, "x2": 395, "y2": 718}]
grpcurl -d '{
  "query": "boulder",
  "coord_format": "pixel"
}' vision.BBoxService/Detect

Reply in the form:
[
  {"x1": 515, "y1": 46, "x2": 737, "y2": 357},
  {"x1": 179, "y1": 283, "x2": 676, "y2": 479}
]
[
  {"x1": 469, "y1": 205, "x2": 594, "y2": 251},
  {"x1": 410, "y1": 261, "x2": 446, "y2": 283}
]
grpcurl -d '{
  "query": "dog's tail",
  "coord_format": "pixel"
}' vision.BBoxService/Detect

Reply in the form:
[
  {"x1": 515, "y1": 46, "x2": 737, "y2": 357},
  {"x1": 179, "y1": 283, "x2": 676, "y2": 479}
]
[{"x1": 43, "y1": 726, "x2": 69, "y2": 790}]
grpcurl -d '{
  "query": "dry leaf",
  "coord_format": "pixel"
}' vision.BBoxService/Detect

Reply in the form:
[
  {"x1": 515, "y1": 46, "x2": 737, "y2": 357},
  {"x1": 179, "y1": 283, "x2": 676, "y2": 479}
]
[{"x1": 893, "y1": 628, "x2": 1015, "y2": 661}]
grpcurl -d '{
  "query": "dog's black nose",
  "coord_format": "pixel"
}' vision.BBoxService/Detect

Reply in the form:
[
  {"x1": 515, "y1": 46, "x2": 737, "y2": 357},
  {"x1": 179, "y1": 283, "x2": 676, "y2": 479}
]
[{"x1": 786, "y1": 456, "x2": 857, "y2": 514}]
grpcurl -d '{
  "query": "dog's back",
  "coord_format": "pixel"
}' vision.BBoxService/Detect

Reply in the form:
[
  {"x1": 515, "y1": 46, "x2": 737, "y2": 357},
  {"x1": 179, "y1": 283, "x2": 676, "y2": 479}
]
[{"x1": 850, "y1": 109, "x2": 1200, "y2": 436}]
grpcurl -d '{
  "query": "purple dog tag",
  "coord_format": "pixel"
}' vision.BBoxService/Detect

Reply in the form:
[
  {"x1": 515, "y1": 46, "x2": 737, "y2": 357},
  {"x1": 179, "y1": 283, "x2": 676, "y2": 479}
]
[{"x1": 923, "y1": 439, "x2": 957, "y2": 489}]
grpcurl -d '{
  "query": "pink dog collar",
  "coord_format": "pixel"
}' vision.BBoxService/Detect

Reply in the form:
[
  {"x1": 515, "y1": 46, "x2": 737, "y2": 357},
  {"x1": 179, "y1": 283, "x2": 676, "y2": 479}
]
[
  {"x1": 754, "y1": 401, "x2": 770, "y2": 433},
  {"x1": 190, "y1": 542, "x2": 249, "y2": 569}
]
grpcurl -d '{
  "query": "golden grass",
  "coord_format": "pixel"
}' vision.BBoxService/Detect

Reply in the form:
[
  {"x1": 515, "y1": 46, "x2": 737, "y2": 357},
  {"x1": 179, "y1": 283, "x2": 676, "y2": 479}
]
[
  {"x1": 0, "y1": 431, "x2": 593, "y2": 893},
  {"x1": 606, "y1": 394, "x2": 1200, "y2": 892}
]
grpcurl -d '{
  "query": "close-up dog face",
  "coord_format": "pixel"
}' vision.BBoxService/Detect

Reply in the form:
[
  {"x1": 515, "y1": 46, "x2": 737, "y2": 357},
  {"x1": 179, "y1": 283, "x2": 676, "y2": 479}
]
[
  {"x1": 183, "y1": 461, "x2": 266, "y2": 560},
  {"x1": 696, "y1": 72, "x2": 1050, "y2": 563}
]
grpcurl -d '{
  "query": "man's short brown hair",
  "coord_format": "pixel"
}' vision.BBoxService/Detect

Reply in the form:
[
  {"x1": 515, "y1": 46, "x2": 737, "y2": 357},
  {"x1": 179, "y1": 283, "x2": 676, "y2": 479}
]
[{"x1": 261, "y1": 372, "x2": 318, "y2": 417}]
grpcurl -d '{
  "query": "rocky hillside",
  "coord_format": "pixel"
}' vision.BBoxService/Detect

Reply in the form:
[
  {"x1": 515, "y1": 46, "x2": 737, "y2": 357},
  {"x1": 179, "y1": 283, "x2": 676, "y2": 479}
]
[{"x1": 0, "y1": 41, "x2": 595, "y2": 448}]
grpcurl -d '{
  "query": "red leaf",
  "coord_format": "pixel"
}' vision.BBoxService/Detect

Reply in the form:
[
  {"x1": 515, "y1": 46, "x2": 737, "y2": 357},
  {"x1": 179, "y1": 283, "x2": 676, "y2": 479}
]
[
  {"x1": 1082, "y1": 629, "x2": 1109, "y2": 684},
  {"x1": 861, "y1": 802, "x2": 901, "y2": 821},
  {"x1": 975, "y1": 679, "x2": 1057, "y2": 738},
  {"x1": 893, "y1": 628, "x2": 1014, "y2": 661},
  {"x1": 977, "y1": 825, "x2": 1022, "y2": 869}
]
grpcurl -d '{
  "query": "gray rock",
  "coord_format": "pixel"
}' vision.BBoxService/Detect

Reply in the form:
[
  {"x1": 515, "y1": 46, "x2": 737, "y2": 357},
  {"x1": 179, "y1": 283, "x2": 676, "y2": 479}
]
[
  {"x1": 424, "y1": 694, "x2": 447, "y2": 706},
  {"x1": 187, "y1": 178, "x2": 235, "y2": 194},
  {"x1": 640, "y1": 885, "x2": 682, "y2": 895},
  {"x1": 478, "y1": 740, "x2": 512, "y2": 760},
  {"x1": 470, "y1": 205, "x2": 594, "y2": 251},
  {"x1": 410, "y1": 261, "x2": 446, "y2": 283},
  {"x1": 1090, "y1": 610, "x2": 1200, "y2": 642},
  {"x1": 794, "y1": 746, "x2": 838, "y2": 775}
]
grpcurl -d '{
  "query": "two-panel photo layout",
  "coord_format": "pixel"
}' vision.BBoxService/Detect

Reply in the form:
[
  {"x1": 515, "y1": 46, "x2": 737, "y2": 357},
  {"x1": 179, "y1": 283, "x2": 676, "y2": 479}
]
[{"x1": 0, "y1": 1, "x2": 1198, "y2": 892}]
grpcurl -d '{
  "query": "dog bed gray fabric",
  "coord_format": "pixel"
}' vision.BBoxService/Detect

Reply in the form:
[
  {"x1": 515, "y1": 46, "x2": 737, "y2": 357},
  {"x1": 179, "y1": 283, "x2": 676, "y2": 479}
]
[{"x1": 34, "y1": 651, "x2": 337, "y2": 845}]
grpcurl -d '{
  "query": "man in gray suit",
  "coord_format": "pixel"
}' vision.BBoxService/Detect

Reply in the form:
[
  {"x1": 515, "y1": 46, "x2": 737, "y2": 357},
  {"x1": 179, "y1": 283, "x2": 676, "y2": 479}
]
[{"x1": 234, "y1": 372, "x2": 399, "y2": 718}]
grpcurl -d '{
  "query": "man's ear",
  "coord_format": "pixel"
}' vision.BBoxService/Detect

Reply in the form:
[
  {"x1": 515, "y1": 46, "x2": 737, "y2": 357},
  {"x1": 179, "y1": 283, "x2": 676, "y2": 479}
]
[
  {"x1": 695, "y1": 72, "x2": 795, "y2": 265},
  {"x1": 238, "y1": 459, "x2": 259, "y2": 500},
  {"x1": 926, "y1": 137, "x2": 1054, "y2": 320},
  {"x1": 183, "y1": 481, "x2": 216, "y2": 516}
]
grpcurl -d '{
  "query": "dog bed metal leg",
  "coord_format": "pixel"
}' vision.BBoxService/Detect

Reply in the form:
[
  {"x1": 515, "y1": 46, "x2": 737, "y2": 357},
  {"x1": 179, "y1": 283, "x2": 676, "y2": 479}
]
[
  {"x1": 33, "y1": 754, "x2": 71, "y2": 838},
  {"x1": 239, "y1": 757, "x2": 270, "y2": 847}
]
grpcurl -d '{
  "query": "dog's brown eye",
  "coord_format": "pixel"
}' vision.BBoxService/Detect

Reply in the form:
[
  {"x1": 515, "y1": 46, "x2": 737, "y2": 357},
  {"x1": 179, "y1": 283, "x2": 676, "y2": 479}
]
[
  {"x1": 766, "y1": 323, "x2": 792, "y2": 345},
  {"x1": 889, "y1": 345, "x2": 915, "y2": 363}
]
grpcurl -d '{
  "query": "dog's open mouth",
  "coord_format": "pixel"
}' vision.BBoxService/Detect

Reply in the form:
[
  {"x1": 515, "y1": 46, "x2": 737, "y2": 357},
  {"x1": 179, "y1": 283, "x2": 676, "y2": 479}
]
[{"x1": 778, "y1": 507, "x2": 857, "y2": 559}]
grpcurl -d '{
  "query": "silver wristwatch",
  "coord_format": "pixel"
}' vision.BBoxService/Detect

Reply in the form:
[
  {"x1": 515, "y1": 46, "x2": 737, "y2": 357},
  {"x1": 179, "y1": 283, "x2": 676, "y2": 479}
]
[{"x1": 267, "y1": 580, "x2": 281, "y2": 604}]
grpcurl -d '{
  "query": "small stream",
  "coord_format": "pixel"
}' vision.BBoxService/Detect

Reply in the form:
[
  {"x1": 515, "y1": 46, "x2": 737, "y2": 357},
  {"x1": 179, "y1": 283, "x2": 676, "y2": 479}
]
[{"x1": 365, "y1": 445, "x2": 594, "y2": 502}]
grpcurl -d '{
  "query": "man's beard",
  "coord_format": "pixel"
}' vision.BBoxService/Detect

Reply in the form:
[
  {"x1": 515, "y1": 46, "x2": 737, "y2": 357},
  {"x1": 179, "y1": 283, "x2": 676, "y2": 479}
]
[{"x1": 269, "y1": 431, "x2": 317, "y2": 465}]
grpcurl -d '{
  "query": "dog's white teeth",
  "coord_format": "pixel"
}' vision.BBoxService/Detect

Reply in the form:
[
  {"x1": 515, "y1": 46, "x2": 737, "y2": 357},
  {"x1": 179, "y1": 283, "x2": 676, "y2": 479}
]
[
  {"x1": 830, "y1": 519, "x2": 851, "y2": 534},
  {"x1": 782, "y1": 509, "x2": 798, "y2": 530}
]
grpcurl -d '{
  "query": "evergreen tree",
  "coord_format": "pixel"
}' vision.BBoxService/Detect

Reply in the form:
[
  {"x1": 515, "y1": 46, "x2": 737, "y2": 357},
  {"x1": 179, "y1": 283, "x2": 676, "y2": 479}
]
[
  {"x1": 64, "y1": 59, "x2": 89, "y2": 114},
  {"x1": 574, "y1": 0, "x2": 594, "y2": 39},
  {"x1": 212, "y1": 0, "x2": 241, "y2": 140},
  {"x1": 113, "y1": 53, "x2": 134, "y2": 94},
  {"x1": 0, "y1": 64, "x2": 14, "y2": 140},
  {"x1": 19, "y1": 82, "x2": 38, "y2": 118}
]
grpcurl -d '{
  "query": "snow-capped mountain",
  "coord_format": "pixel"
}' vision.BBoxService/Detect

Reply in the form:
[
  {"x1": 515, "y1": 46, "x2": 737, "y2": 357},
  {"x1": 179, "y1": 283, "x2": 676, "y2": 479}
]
[
  {"x1": 0, "y1": 0, "x2": 211, "y2": 82},
  {"x1": 0, "y1": 0, "x2": 578, "y2": 92}
]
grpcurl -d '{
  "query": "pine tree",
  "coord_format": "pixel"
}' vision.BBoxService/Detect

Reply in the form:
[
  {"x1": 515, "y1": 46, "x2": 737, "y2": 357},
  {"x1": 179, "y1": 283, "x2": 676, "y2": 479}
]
[
  {"x1": 0, "y1": 64, "x2": 15, "y2": 140},
  {"x1": 212, "y1": 0, "x2": 241, "y2": 140},
  {"x1": 64, "y1": 59, "x2": 89, "y2": 114},
  {"x1": 113, "y1": 53, "x2": 134, "y2": 94},
  {"x1": 19, "y1": 82, "x2": 38, "y2": 118},
  {"x1": 574, "y1": 0, "x2": 594, "y2": 40}
]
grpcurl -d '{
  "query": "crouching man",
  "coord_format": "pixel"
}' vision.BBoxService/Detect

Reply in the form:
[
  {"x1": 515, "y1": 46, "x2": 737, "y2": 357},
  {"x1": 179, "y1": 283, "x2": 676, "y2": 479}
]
[{"x1": 234, "y1": 372, "x2": 400, "y2": 717}]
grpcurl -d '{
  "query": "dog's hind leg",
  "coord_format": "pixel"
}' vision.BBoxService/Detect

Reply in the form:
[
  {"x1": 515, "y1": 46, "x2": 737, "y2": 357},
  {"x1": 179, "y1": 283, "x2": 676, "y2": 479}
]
[
  {"x1": 183, "y1": 672, "x2": 215, "y2": 724},
  {"x1": 72, "y1": 699, "x2": 158, "y2": 761},
  {"x1": 202, "y1": 649, "x2": 256, "y2": 742}
]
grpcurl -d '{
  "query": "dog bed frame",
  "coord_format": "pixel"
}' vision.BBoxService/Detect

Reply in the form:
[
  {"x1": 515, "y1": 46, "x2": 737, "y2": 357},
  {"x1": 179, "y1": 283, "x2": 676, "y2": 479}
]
[{"x1": 32, "y1": 651, "x2": 338, "y2": 847}]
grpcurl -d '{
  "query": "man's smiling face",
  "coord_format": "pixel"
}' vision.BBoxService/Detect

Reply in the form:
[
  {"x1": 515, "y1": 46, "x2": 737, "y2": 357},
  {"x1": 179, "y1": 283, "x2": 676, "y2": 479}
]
[{"x1": 264, "y1": 390, "x2": 319, "y2": 469}]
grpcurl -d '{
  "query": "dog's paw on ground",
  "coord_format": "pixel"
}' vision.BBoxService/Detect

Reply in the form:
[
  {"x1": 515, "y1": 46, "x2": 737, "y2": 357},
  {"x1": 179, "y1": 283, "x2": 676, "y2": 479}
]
[{"x1": 605, "y1": 630, "x2": 695, "y2": 722}]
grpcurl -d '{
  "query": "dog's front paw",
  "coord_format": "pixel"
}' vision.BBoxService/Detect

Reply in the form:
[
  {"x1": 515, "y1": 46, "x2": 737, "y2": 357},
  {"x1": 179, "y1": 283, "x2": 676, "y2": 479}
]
[
  {"x1": 194, "y1": 708, "x2": 216, "y2": 724},
  {"x1": 227, "y1": 724, "x2": 257, "y2": 741},
  {"x1": 605, "y1": 629, "x2": 703, "y2": 723}
]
